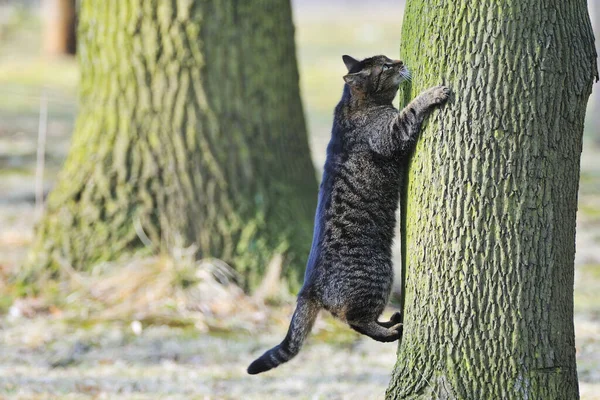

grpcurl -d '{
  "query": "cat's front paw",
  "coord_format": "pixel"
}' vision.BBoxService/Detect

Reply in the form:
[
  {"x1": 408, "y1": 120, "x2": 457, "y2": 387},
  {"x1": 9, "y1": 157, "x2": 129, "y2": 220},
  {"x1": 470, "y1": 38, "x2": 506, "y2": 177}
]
[{"x1": 427, "y1": 85, "x2": 451, "y2": 106}]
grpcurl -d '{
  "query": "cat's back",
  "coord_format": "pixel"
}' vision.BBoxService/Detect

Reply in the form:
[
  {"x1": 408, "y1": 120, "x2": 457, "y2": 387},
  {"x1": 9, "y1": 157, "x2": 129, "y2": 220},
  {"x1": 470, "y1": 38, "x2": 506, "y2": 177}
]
[
  {"x1": 328, "y1": 102, "x2": 401, "y2": 211},
  {"x1": 320, "y1": 115, "x2": 401, "y2": 257},
  {"x1": 301, "y1": 99, "x2": 401, "y2": 291}
]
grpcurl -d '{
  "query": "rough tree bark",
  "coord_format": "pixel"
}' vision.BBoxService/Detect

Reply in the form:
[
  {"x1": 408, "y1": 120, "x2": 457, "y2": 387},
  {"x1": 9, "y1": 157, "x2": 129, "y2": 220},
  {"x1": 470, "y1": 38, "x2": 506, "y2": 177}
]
[
  {"x1": 27, "y1": 0, "x2": 317, "y2": 292},
  {"x1": 387, "y1": 1, "x2": 597, "y2": 399},
  {"x1": 43, "y1": 0, "x2": 77, "y2": 56},
  {"x1": 590, "y1": 1, "x2": 600, "y2": 145}
]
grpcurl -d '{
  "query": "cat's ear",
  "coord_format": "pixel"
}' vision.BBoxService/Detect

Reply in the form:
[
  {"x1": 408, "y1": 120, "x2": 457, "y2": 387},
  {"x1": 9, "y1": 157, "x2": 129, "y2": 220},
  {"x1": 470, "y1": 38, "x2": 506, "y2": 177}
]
[
  {"x1": 342, "y1": 55, "x2": 359, "y2": 72},
  {"x1": 343, "y1": 70, "x2": 370, "y2": 88}
]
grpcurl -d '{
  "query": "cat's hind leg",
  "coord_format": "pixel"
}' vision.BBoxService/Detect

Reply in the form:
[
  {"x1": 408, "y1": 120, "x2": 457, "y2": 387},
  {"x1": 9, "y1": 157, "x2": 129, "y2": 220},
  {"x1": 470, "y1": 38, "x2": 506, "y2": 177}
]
[
  {"x1": 377, "y1": 311, "x2": 402, "y2": 328},
  {"x1": 347, "y1": 319, "x2": 402, "y2": 343}
]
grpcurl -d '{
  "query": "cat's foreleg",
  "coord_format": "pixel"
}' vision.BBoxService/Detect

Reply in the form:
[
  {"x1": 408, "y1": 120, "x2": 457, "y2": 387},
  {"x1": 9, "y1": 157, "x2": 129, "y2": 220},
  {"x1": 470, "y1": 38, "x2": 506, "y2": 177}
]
[
  {"x1": 396, "y1": 85, "x2": 450, "y2": 140},
  {"x1": 392, "y1": 86, "x2": 450, "y2": 149},
  {"x1": 369, "y1": 85, "x2": 450, "y2": 156}
]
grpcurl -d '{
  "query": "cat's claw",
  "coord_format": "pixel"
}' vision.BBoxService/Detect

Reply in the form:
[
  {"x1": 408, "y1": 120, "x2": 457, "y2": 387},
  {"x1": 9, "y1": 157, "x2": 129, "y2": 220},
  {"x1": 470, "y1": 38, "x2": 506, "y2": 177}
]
[
  {"x1": 389, "y1": 311, "x2": 402, "y2": 325},
  {"x1": 389, "y1": 322, "x2": 403, "y2": 340},
  {"x1": 429, "y1": 85, "x2": 451, "y2": 105}
]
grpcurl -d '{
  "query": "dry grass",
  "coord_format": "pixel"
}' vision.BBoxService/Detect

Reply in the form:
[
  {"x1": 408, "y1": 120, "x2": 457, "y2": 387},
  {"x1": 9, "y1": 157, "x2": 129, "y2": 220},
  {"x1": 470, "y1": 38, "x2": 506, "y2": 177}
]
[{"x1": 7, "y1": 248, "x2": 279, "y2": 335}]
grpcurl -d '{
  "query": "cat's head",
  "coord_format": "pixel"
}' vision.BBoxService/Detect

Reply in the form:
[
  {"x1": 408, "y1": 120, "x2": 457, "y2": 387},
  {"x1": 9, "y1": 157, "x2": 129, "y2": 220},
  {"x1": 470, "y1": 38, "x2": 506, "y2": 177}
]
[{"x1": 342, "y1": 55, "x2": 409, "y2": 103}]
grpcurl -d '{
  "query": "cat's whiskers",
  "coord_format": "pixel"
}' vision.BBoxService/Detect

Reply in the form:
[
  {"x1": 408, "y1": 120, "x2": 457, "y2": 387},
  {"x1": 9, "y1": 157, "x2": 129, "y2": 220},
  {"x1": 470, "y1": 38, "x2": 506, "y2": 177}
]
[{"x1": 400, "y1": 67, "x2": 412, "y2": 83}]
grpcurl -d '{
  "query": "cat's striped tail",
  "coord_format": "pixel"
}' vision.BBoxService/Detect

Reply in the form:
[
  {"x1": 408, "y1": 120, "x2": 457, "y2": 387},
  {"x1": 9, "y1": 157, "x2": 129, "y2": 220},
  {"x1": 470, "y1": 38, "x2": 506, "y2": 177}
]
[{"x1": 247, "y1": 296, "x2": 319, "y2": 375}]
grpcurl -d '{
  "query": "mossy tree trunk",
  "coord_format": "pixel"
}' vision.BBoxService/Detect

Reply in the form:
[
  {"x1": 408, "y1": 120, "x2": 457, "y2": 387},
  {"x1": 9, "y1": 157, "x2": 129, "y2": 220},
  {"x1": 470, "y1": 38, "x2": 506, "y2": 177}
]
[
  {"x1": 387, "y1": 0, "x2": 597, "y2": 399},
  {"x1": 27, "y1": 0, "x2": 317, "y2": 292},
  {"x1": 590, "y1": 1, "x2": 600, "y2": 145}
]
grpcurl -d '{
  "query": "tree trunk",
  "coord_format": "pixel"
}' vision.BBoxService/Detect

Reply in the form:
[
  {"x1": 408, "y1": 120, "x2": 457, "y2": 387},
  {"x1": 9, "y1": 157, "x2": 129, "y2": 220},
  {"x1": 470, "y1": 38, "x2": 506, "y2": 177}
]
[
  {"x1": 590, "y1": 1, "x2": 600, "y2": 145},
  {"x1": 26, "y1": 0, "x2": 317, "y2": 292},
  {"x1": 387, "y1": 1, "x2": 597, "y2": 399},
  {"x1": 43, "y1": 0, "x2": 77, "y2": 56}
]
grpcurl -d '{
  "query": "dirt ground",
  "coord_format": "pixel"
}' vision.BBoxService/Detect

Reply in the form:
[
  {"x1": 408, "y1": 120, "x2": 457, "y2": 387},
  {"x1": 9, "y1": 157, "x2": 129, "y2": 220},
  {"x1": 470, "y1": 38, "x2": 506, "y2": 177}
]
[{"x1": 0, "y1": 304, "x2": 408, "y2": 400}]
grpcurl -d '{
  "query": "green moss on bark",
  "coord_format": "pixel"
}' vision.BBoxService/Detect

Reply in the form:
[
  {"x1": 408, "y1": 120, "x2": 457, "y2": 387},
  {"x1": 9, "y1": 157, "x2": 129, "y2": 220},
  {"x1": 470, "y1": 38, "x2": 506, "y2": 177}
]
[
  {"x1": 25, "y1": 0, "x2": 317, "y2": 293},
  {"x1": 387, "y1": 0, "x2": 597, "y2": 398}
]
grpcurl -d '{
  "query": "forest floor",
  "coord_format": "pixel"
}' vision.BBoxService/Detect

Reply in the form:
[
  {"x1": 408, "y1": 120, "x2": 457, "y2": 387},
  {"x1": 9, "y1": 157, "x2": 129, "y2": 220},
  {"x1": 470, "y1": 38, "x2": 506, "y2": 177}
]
[{"x1": 1, "y1": 2, "x2": 600, "y2": 399}]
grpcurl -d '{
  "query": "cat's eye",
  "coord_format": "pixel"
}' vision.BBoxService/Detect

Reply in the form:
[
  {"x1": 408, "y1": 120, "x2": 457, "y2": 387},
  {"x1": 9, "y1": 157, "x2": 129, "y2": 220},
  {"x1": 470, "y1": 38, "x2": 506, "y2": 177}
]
[{"x1": 382, "y1": 64, "x2": 392, "y2": 71}]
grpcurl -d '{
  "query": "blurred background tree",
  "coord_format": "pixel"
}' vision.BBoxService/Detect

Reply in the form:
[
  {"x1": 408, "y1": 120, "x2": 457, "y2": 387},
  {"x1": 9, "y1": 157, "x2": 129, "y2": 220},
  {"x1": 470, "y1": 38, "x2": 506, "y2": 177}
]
[
  {"x1": 25, "y1": 0, "x2": 318, "y2": 292},
  {"x1": 42, "y1": 0, "x2": 76, "y2": 56},
  {"x1": 387, "y1": 0, "x2": 597, "y2": 399}
]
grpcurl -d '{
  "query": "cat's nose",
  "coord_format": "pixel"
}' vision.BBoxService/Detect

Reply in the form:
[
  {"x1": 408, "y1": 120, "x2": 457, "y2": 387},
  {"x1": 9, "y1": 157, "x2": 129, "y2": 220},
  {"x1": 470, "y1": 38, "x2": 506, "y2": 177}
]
[{"x1": 394, "y1": 60, "x2": 404, "y2": 67}]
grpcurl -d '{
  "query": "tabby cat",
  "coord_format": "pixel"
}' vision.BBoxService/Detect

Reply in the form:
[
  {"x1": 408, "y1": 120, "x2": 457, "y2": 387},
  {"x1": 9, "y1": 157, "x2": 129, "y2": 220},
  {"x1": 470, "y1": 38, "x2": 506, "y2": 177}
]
[{"x1": 247, "y1": 54, "x2": 450, "y2": 375}]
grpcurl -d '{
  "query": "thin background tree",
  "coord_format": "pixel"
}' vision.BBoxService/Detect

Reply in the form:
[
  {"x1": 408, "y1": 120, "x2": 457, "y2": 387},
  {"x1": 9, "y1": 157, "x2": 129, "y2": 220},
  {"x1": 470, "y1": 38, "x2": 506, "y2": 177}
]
[{"x1": 42, "y1": 0, "x2": 76, "y2": 56}]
